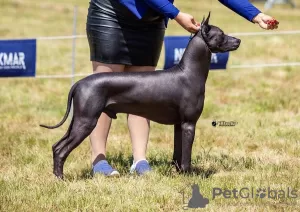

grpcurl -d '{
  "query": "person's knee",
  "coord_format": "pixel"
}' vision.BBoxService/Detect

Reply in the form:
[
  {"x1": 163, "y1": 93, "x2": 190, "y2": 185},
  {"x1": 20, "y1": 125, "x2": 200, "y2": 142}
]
[{"x1": 127, "y1": 114, "x2": 150, "y2": 125}]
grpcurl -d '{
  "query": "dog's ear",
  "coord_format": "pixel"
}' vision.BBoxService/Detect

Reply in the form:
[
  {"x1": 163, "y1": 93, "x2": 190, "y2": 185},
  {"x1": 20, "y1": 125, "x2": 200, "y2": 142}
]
[
  {"x1": 203, "y1": 11, "x2": 211, "y2": 26},
  {"x1": 201, "y1": 12, "x2": 211, "y2": 35},
  {"x1": 201, "y1": 16, "x2": 205, "y2": 26}
]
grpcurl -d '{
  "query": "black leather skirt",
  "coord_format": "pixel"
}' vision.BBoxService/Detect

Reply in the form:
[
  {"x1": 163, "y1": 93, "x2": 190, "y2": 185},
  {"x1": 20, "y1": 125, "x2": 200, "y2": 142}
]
[{"x1": 86, "y1": 0, "x2": 166, "y2": 66}]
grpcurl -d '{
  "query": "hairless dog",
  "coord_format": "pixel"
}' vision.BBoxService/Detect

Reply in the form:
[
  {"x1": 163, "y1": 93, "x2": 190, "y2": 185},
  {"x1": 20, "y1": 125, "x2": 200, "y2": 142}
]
[{"x1": 41, "y1": 12, "x2": 241, "y2": 179}]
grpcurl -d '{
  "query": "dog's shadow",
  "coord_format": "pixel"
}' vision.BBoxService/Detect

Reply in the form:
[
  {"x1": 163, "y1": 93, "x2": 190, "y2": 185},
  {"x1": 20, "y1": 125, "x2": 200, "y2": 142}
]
[{"x1": 66, "y1": 152, "x2": 218, "y2": 180}]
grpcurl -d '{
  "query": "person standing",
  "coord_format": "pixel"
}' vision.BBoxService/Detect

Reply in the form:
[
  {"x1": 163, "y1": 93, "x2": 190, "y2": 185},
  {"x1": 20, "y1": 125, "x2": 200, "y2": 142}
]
[{"x1": 86, "y1": 0, "x2": 279, "y2": 176}]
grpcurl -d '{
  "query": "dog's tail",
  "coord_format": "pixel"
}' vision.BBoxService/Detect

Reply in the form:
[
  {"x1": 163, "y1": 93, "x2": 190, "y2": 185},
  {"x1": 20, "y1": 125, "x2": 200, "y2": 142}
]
[{"x1": 40, "y1": 82, "x2": 78, "y2": 129}]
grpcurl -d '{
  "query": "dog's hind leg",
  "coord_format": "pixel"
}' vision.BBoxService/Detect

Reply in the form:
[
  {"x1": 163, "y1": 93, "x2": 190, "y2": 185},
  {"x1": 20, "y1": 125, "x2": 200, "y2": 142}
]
[
  {"x1": 51, "y1": 116, "x2": 76, "y2": 178},
  {"x1": 52, "y1": 90, "x2": 106, "y2": 178},
  {"x1": 52, "y1": 115, "x2": 100, "y2": 179},
  {"x1": 172, "y1": 124, "x2": 182, "y2": 171},
  {"x1": 52, "y1": 117, "x2": 74, "y2": 152}
]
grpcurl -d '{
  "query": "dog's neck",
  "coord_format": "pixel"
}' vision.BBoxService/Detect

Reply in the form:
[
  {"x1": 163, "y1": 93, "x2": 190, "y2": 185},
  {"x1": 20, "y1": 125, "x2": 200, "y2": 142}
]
[{"x1": 178, "y1": 33, "x2": 212, "y2": 83}]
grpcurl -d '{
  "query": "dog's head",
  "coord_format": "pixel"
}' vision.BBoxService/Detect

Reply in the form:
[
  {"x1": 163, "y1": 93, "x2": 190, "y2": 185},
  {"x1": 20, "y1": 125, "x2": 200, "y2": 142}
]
[{"x1": 198, "y1": 12, "x2": 241, "y2": 53}]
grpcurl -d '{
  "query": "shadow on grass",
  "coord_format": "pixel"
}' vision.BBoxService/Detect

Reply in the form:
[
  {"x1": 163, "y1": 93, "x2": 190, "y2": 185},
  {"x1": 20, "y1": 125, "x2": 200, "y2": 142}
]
[
  {"x1": 59, "y1": 149, "x2": 262, "y2": 181},
  {"x1": 189, "y1": 166, "x2": 218, "y2": 178},
  {"x1": 69, "y1": 151, "x2": 218, "y2": 180}
]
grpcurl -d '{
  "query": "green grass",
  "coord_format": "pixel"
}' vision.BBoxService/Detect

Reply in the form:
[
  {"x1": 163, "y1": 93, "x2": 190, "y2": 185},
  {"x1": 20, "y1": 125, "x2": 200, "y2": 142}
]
[{"x1": 1, "y1": 0, "x2": 300, "y2": 211}]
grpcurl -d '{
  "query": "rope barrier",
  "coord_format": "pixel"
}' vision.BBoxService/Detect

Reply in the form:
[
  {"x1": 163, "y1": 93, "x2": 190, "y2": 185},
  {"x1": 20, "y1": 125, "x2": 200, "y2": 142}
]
[
  {"x1": 1, "y1": 30, "x2": 299, "y2": 79},
  {"x1": 1, "y1": 30, "x2": 300, "y2": 41}
]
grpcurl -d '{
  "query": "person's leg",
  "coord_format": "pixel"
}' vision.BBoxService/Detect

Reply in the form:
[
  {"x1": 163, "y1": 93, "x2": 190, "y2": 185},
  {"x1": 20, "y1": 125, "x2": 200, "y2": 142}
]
[
  {"x1": 125, "y1": 65, "x2": 155, "y2": 174},
  {"x1": 90, "y1": 61, "x2": 124, "y2": 175}
]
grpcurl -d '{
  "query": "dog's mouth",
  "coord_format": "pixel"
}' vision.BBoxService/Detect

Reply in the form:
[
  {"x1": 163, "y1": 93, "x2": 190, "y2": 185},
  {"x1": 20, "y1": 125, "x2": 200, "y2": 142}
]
[
  {"x1": 219, "y1": 37, "x2": 241, "y2": 52},
  {"x1": 228, "y1": 37, "x2": 241, "y2": 50},
  {"x1": 231, "y1": 40, "x2": 241, "y2": 51},
  {"x1": 234, "y1": 38, "x2": 241, "y2": 48}
]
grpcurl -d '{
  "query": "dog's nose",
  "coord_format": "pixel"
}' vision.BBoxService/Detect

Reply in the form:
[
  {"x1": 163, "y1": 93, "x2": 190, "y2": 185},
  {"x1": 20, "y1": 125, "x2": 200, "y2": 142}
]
[{"x1": 235, "y1": 39, "x2": 241, "y2": 47}]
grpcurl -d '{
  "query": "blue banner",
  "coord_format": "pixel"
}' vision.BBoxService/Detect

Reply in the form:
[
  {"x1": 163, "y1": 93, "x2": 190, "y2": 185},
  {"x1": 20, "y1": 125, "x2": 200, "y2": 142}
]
[
  {"x1": 164, "y1": 36, "x2": 229, "y2": 70},
  {"x1": 0, "y1": 39, "x2": 36, "y2": 77}
]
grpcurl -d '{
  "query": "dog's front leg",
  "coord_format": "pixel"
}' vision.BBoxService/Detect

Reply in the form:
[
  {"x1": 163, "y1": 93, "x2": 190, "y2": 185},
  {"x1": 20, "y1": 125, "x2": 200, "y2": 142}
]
[
  {"x1": 172, "y1": 124, "x2": 182, "y2": 171},
  {"x1": 180, "y1": 122, "x2": 196, "y2": 172}
]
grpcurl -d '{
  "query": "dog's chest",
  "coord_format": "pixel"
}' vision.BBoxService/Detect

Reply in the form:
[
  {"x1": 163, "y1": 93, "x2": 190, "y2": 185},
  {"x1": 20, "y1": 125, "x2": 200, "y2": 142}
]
[{"x1": 180, "y1": 93, "x2": 205, "y2": 121}]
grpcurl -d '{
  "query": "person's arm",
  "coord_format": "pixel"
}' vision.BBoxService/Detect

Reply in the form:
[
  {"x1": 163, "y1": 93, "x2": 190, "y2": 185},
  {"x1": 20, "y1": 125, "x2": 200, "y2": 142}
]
[
  {"x1": 119, "y1": 0, "x2": 199, "y2": 33},
  {"x1": 218, "y1": 0, "x2": 261, "y2": 22},
  {"x1": 143, "y1": 0, "x2": 180, "y2": 19},
  {"x1": 218, "y1": 0, "x2": 279, "y2": 30},
  {"x1": 143, "y1": 0, "x2": 200, "y2": 33}
]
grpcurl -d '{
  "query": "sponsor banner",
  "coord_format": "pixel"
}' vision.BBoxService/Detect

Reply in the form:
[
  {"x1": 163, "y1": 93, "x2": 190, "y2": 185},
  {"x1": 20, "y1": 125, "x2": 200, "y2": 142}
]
[
  {"x1": 164, "y1": 36, "x2": 229, "y2": 70},
  {"x1": 0, "y1": 39, "x2": 36, "y2": 77}
]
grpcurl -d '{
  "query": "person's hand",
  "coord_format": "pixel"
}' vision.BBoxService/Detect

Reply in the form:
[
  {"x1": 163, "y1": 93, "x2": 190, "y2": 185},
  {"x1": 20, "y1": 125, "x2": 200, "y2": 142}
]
[
  {"x1": 252, "y1": 13, "x2": 279, "y2": 30},
  {"x1": 174, "y1": 12, "x2": 200, "y2": 33}
]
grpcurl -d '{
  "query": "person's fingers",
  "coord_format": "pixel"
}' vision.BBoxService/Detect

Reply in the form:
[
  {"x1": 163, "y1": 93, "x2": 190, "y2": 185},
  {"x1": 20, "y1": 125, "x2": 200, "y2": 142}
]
[
  {"x1": 192, "y1": 24, "x2": 200, "y2": 32},
  {"x1": 189, "y1": 27, "x2": 197, "y2": 33},
  {"x1": 191, "y1": 17, "x2": 197, "y2": 25},
  {"x1": 192, "y1": 20, "x2": 201, "y2": 28},
  {"x1": 265, "y1": 21, "x2": 276, "y2": 30},
  {"x1": 175, "y1": 12, "x2": 202, "y2": 33},
  {"x1": 190, "y1": 27, "x2": 196, "y2": 33},
  {"x1": 259, "y1": 21, "x2": 269, "y2": 30},
  {"x1": 185, "y1": 17, "x2": 199, "y2": 33},
  {"x1": 253, "y1": 13, "x2": 279, "y2": 30}
]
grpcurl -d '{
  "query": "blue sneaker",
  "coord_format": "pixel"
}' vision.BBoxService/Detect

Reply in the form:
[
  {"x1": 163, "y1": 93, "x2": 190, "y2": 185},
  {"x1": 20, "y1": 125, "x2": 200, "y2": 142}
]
[
  {"x1": 130, "y1": 159, "x2": 151, "y2": 175},
  {"x1": 93, "y1": 160, "x2": 119, "y2": 177}
]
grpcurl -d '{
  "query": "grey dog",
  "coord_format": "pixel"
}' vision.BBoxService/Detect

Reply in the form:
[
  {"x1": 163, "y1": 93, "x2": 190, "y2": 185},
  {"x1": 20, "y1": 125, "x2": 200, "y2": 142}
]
[{"x1": 41, "y1": 12, "x2": 241, "y2": 179}]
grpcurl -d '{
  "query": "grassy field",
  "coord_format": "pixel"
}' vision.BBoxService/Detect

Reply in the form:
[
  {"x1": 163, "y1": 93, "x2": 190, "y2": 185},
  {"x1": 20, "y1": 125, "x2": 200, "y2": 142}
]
[{"x1": 1, "y1": 0, "x2": 300, "y2": 211}]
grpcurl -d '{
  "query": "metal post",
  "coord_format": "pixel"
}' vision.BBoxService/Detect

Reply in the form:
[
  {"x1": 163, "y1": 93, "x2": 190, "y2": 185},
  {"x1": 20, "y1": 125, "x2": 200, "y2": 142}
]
[
  {"x1": 71, "y1": 6, "x2": 78, "y2": 86},
  {"x1": 70, "y1": 6, "x2": 78, "y2": 118}
]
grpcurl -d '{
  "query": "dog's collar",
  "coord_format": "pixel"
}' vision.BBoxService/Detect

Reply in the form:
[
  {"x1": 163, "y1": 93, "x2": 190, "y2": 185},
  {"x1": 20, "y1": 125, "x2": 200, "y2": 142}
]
[
  {"x1": 199, "y1": 27, "x2": 212, "y2": 54},
  {"x1": 189, "y1": 28, "x2": 212, "y2": 54}
]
